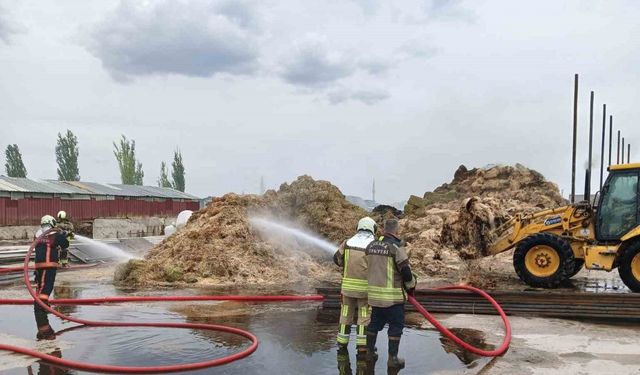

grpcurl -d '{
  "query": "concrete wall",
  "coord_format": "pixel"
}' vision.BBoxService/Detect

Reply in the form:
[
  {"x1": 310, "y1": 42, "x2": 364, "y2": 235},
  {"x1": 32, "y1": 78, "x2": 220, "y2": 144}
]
[
  {"x1": 0, "y1": 225, "x2": 39, "y2": 240},
  {"x1": 93, "y1": 217, "x2": 172, "y2": 239},
  {"x1": 0, "y1": 216, "x2": 173, "y2": 240}
]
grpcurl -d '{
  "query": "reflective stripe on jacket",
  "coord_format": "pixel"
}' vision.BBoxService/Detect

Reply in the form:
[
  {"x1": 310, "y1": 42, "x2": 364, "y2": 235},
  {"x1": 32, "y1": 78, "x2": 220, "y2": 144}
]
[
  {"x1": 365, "y1": 234, "x2": 409, "y2": 308},
  {"x1": 334, "y1": 231, "x2": 374, "y2": 299}
]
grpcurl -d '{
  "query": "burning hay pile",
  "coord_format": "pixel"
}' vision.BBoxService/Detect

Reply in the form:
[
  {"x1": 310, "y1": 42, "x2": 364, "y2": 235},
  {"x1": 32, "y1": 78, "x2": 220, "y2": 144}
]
[{"x1": 115, "y1": 176, "x2": 367, "y2": 286}]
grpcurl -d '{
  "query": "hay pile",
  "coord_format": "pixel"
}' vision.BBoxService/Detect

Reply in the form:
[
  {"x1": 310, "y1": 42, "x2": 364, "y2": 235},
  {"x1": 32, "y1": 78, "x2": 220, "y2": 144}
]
[
  {"x1": 116, "y1": 165, "x2": 564, "y2": 288},
  {"x1": 269, "y1": 175, "x2": 368, "y2": 243},
  {"x1": 115, "y1": 176, "x2": 366, "y2": 286},
  {"x1": 401, "y1": 164, "x2": 564, "y2": 281}
]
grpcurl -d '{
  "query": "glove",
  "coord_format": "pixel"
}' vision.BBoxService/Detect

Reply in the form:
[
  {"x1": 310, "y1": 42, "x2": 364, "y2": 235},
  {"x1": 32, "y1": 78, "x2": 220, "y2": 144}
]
[
  {"x1": 61, "y1": 230, "x2": 74, "y2": 241},
  {"x1": 404, "y1": 272, "x2": 418, "y2": 296}
]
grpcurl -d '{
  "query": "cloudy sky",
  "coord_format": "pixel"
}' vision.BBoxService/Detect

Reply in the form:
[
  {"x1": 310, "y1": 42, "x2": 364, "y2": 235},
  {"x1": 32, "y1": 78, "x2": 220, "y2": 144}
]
[{"x1": 1, "y1": 0, "x2": 639, "y2": 203}]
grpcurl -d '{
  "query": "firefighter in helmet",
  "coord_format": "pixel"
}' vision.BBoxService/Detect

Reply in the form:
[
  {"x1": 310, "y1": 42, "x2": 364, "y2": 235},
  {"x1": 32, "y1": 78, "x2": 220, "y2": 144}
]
[
  {"x1": 33, "y1": 215, "x2": 70, "y2": 339},
  {"x1": 56, "y1": 211, "x2": 74, "y2": 267},
  {"x1": 333, "y1": 217, "x2": 377, "y2": 358},
  {"x1": 365, "y1": 218, "x2": 416, "y2": 369}
]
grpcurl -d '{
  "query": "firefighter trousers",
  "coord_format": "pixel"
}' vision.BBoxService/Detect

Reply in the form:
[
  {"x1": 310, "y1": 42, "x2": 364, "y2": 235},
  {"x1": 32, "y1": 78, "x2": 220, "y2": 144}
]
[
  {"x1": 337, "y1": 296, "x2": 370, "y2": 347},
  {"x1": 33, "y1": 268, "x2": 57, "y2": 329}
]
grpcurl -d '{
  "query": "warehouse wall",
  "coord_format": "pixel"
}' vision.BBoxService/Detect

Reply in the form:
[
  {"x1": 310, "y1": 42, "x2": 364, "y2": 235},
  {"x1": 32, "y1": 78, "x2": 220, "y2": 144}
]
[{"x1": 0, "y1": 196, "x2": 199, "y2": 226}]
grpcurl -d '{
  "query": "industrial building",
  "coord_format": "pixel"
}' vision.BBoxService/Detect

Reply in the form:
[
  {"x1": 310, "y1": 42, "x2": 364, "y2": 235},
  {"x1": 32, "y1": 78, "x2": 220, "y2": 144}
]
[{"x1": 0, "y1": 176, "x2": 200, "y2": 226}]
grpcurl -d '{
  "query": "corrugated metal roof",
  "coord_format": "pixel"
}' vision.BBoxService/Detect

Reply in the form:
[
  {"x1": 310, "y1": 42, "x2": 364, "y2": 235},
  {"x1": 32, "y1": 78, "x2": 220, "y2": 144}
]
[
  {"x1": 65, "y1": 181, "x2": 130, "y2": 196},
  {"x1": 109, "y1": 184, "x2": 199, "y2": 200},
  {"x1": 40, "y1": 180, "x2": 93, "y2": 195},
  {"x1": 0, "y1": 176, "x2": 61, "y2": 193},
  {"x1": 0, "y1": 176, "x2": 199, "y2": 200},
  {"x1": 0, "y1": 178, "x2": 27, "y2": 192}
]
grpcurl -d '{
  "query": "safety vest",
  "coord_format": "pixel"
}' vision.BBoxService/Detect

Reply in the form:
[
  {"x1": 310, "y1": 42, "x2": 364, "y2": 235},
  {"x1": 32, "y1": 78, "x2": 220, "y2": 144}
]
[
  {"x1": 365, "y1": 235, "x2": 409, "y2": 308},
  {"x1": 339, "y1": 231, "x2": 374, "y2": 299}
]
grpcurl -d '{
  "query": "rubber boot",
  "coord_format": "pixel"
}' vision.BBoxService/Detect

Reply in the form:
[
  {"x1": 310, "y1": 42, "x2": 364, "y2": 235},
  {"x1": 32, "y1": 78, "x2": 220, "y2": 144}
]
[
  {"x1": 337, "y1": 346, "x2": 351, "y2": 375},
  {"x1": 36, "y1": 325, "x2": 56, "y2": 340},
  {"x1": 365, "y1": 332, "x2": 378, "y2": 362},
  {"x1": 337, "y1": 323, "x2": 351, "y2": 351},
  {"x1": 387, "y1": 337, "x2": 405, "y2": 369}
]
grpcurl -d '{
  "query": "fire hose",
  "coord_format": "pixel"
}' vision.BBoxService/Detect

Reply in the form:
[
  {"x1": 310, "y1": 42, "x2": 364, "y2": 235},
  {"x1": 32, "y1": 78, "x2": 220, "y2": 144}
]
[{"x1": 0, "y1": 240, "x2": 511, "y2": 373}]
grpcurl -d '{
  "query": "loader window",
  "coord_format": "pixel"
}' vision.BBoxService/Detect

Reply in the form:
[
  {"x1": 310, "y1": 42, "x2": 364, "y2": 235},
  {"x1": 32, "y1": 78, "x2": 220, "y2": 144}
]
[{"x1": 597, "y1": 172, "x2": 639, "y2": 241}]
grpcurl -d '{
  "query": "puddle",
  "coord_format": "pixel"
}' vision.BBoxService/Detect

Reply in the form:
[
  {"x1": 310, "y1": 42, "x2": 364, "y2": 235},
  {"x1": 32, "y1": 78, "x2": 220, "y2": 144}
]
[
  {"x1": 566, "y1": 277, "x2": 629, "y2": 293},
  {"x1": 0, "y1": 281, "x2": 492, "y2": 374}
]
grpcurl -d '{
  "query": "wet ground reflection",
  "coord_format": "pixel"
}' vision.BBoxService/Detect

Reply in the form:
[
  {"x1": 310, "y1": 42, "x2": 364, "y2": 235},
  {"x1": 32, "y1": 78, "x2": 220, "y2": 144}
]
[{"x1": 1, "y1": 283, "x2": 492, "y2": 374}]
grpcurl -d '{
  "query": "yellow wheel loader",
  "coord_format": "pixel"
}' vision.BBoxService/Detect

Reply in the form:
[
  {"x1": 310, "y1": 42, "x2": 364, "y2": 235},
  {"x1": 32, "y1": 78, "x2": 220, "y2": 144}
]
[{"x1": 486, "y1": 163, "x2": 640, "y2": 291}]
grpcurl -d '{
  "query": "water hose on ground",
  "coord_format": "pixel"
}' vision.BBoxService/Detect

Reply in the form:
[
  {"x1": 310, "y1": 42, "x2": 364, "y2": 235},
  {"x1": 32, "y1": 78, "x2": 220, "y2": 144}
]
[
  {"x1": 0, "y1": 264, "x2": 98, "y2": 274},
  {"x1": 409, "y1": 285, "x2": 511, "y2": 357},
  {"x1": 0, "y1": 240, "x2": 511, "y2": 373}
]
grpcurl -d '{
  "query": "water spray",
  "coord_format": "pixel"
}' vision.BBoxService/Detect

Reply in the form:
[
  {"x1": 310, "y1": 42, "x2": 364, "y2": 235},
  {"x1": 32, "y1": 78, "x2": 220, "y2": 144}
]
[
  {"x1": 249, "y1": 217, "x2": 337, "y2": 255},
  {"x1": 74, "y1": 234, "x2": 140, "y2": 260}
]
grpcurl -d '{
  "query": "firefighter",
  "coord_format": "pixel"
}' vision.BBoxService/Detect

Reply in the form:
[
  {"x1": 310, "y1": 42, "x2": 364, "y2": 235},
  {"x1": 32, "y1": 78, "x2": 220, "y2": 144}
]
[
  {"x1": 33, "y1": 215, "x2": 70, "y2": 340},
  {"x1": 333, "y1": 217, "x2": 377, "y2": 357},
  {"x1": 365, "y1": 218, "x2": 416, "y2": 369},
  {"x1": 56, "y1": 210, "x2": 74, "y2": 267}
]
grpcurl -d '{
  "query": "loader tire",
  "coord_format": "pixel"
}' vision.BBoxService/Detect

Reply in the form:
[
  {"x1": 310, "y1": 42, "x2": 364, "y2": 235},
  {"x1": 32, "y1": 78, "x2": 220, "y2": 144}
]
[
  {"x1": 568, "y1": 259, "x2": 585, "y2": 278},
  {"x1": 513, "y1": 233, "x2": 575, "y2": 288},
  {"x1": 618, "y1": 241, "x2": 640, "y2": 293}
]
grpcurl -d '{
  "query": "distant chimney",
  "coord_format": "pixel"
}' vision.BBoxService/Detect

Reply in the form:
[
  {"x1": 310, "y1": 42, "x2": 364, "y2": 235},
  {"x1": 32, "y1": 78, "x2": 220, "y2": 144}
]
[
  {"x1": 260, "y1": 176, "x2": 265, "y2": 194},
  {"x1": 372, "y1": 178, "x2": 376, "y2": 203}
]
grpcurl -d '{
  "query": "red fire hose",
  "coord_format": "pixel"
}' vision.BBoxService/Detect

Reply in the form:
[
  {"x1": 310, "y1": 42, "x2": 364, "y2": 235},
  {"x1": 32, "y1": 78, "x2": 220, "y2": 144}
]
[
  {"x1": 0, "y1": 240, "x2": 511, "y2": 373},
  {"x1": 409, "y1": 285, "x2": 511, "y2": 357},
  {"x1": 0, "y1": 263, "x2": 98, "y2": 274}
]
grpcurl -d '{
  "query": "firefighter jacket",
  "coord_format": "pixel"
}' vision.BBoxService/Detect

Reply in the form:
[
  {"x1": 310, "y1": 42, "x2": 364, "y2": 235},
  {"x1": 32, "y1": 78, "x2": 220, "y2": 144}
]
[
  {"x1": 57, "y1": 219, "x2": 75, "y2": 241},
  {"x1": 333, "y1": 230, "x2": 375, "y2": 299},
  {"x1": 34, "y1": 228, "x2": 69, "y2": 269},
  {"x1": 365, "y1": 234, "x2": 412, "y2": 308},
  {"x1": 57, "y1": 219, "x2": 74, "y2": 232}
]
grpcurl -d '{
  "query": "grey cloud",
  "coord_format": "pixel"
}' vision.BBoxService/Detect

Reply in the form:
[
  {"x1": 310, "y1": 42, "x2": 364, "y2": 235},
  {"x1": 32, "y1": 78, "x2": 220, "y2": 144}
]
[
  {"x1": 0, "y1": 6, "x2": 25, "y2": 44},
  {"x1": 425, "y1": 0, "x2": 474, "y2": 21},
  {"x1": 215, "y1": 0, "x2": 259, "y2": 29},
  {"x1": 327, "y1": 88, "x2": 390, "y2": 105},
  {"x1": 279, "y1": 34, "x2": 356, "y2": 87},
  {"x1": 358, "y1": 57, "x2": 393, "y2": 75},
  {"x1": 85, "y1": 0, "x2": 260, "y2": 82},
  {"x1": 279, "y1": 35, "x2": 398, "y2": 89},
  {"x1": 396, "y1": 39, "x2": 439, "y2": 59},
  {"x1": 351, "y1": 0, "x2": 380, "y2": 15}
]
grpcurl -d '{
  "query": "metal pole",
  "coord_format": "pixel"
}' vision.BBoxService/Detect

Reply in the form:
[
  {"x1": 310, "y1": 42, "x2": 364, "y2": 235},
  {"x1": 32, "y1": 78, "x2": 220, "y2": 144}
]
[
  {"x1": 617, "y1": 131, "x2": 621, "y2": 164},
  {"x1": 571, "y1": 74, "x2": 578, "y2": 203},
  {"x1": 587, "y1": 91, "x2": 594, "y2": 196},
  {"x1": 628, "y1": 144, "x2": 631, "y2": 164},
  {"x1": 608, "y1": 115, "x2": 613, "y2": 167},
  {"x1": 584, "y1": 169, "x2": 591, "y2": 203},
  {"x1": 622, "y1": 137, "x2": 625, "y2": 164},
  {"x1": 599, "y1": 104, "x2": 606, "y2": 192}
]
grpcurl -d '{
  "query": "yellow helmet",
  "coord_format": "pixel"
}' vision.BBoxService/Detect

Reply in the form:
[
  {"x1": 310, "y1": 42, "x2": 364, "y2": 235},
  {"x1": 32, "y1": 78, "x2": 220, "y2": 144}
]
[{"x1": 57, "y1": 210, "x2": 67, "y2": 221}]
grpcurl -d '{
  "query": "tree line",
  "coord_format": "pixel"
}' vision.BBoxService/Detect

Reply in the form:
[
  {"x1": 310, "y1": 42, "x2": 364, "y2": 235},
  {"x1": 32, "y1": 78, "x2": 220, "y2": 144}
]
[{"x1": 3, "y1": 131, "x2": 186, "y2": 192}]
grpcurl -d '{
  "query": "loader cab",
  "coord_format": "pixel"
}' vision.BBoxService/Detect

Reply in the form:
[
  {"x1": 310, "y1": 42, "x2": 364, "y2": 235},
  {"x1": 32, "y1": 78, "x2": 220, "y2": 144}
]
[{"x1": 596, "y1": 164, "x2": 640, "y2": 242}]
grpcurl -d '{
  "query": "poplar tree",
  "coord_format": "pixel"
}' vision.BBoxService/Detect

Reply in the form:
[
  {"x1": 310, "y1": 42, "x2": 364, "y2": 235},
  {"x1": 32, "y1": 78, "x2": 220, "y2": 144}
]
[
  {"x1": 113, "y1": 135, "x2": 144, "y2": 185},
  {"x1": 55, "y1": 129, "x2": 80, "y2": 181},
  {"x1": 158, "y1": 161, "x2": 172, "y2": 188},
  {"x1": 4, "y1": 144, "x2": 27, "y2": 177},
  {"x1": 171, "y1": 149, "x2": 185, "y2": 192}
]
